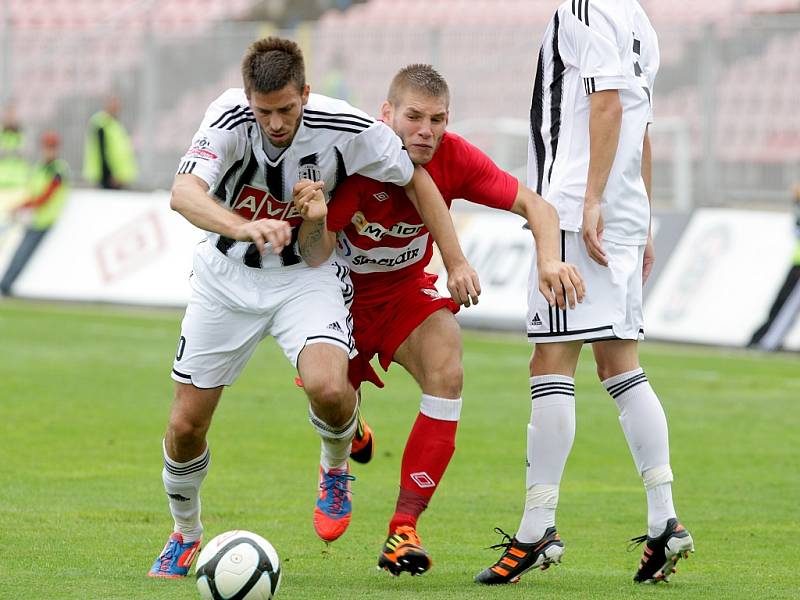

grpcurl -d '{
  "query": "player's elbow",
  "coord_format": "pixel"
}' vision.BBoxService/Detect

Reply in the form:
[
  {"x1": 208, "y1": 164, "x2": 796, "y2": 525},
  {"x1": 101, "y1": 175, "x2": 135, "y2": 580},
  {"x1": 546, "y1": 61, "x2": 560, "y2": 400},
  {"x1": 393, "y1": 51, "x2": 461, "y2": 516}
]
[{"x1": 169, "y1": 181, "x2": 189, "y2": 213}]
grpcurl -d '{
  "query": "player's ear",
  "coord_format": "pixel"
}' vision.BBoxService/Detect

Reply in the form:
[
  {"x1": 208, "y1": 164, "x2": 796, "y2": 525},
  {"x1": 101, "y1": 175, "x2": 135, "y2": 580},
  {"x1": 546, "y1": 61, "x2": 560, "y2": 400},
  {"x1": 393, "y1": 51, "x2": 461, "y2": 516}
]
[
  {"x1": 380, "y1": 100, "x2": 393, "y2": 123},
  {"x1": 301, "y1": 84, "x2": 310, "y2": 105}
]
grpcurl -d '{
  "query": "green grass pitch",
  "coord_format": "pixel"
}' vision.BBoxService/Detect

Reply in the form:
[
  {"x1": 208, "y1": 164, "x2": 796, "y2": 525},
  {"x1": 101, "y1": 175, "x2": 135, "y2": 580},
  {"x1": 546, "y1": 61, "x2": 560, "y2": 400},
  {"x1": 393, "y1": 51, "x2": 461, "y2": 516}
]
[{"x1": 1, "y1": 300, "x2": 797, "y2": 599}]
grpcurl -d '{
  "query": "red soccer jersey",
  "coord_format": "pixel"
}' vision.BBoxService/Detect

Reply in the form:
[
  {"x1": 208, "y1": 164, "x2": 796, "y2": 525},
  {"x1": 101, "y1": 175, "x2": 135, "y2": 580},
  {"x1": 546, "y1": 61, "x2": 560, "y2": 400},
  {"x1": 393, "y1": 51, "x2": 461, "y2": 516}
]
[{"x1": 327, "y1": 131, "x2": 518, "y2": 305}]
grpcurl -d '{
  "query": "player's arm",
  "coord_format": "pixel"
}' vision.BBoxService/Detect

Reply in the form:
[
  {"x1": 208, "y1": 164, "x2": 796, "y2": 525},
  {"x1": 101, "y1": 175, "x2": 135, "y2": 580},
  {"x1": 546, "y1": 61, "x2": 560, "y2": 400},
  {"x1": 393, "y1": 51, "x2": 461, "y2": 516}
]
[
  {"x1": 294, "y1": 180, "x2": 337, "y2": 267},
  {"x1": 642, "y1": 125, "x2": 655, "y2": 283},
  {"x1": 583, "y1": 89, "x2": 622, "y2": 266},
  {"x1": 170, "y1": 173, "x2": 291, "y2": 255},
  {"x1": 404, "y1": 166, "x2": 481, "y2": 307},
  {"x1": 512, "y1": 183, "x2": 585, "y2": 309}
]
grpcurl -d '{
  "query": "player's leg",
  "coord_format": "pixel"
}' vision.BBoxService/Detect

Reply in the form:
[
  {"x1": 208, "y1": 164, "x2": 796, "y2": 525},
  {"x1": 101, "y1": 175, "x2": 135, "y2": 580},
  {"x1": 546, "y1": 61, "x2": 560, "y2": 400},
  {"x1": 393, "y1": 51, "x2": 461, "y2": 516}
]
[
  {"x1": 593, "y1": 339, "x2": 694, "y2": 582},
  {"x1": 150, "y1": 247, "x2": 268, "y2": 577},
  {"x1": 479, "y1": 231, "x2": 596, "y2": 585},
  {"x1": 272, "y1": 263, "x2": 360, "y2": 543},
  {"x1": 379, "y1": 307, "x2": 462, "y2": 576},
  {"x1": 149, "y1": 383, "x2": 221, "y2": 578},
  {"x1": 298, "y1": 343, "x2": 359, "y2": 470}
]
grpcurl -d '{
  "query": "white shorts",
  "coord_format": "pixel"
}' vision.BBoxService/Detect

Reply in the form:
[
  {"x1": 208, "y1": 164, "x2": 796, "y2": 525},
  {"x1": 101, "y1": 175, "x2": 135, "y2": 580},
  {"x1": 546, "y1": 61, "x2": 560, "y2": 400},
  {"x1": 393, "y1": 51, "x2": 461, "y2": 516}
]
[
  {"x1": 527, "y1": 231, "x2": 645, "y2": 343},
  {"x1": 171, "y1": 241, "x2": 355, "y2": 389}
]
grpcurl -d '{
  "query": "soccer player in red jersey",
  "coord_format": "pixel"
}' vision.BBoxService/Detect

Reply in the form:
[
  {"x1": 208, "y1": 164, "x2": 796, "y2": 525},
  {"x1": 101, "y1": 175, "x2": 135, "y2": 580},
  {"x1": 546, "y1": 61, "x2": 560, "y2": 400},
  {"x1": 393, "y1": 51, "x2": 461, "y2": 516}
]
[{"x1": 295, "y1": 64, "x2": 584, "y2": 576}]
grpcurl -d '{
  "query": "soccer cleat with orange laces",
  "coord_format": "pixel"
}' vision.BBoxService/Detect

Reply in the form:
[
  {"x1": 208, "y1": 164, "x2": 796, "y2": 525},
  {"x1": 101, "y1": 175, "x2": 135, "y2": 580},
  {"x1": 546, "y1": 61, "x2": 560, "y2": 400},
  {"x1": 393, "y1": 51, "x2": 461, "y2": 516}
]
[
  {"x1": 147, "y1": 532, "x2": 201, "y2": 578},
  {"x1": 474, "y1": 527, "x2": 564, "y2": 585},
  {"x1": 631, "y1": 518, "x2": 694, "y2": 583},
  {"x1": 378, "y1": 525, "x2": 432, "y2": 576},
  {"x1": 349, "y1": 412, "x2": 374, "y2": 464},
  {"x1": 313, "y1": 465, "x2": 355, "y2": 542}
]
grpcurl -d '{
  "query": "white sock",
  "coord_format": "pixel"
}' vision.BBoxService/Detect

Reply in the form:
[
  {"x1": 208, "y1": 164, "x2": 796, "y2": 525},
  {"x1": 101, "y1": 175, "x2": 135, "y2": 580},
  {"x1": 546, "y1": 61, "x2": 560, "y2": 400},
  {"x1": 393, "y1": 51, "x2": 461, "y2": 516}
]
[
  {"x1": 309, "y1": 403, "x2": 359, "y2": 471},
  {"x1": 517, "y1": 375, "x2": 575, "y2": 543},
  {"x1": 162, "y1": 441, "x2": 209, "y2": 543},
  {"x1": 603, "y1": 368, "x2": 677, "y2": 536}
]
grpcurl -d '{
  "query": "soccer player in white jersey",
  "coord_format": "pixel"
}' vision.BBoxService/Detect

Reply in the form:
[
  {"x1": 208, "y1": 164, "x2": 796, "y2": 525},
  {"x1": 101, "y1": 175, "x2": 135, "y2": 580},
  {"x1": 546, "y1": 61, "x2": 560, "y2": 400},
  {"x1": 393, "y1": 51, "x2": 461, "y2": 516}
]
[
  {"x1": 148, "y1": 37, "x2": 479, "y2": 578},
  {"x1": 476, "y1": 0, "x2": 695, "y2": 585}
]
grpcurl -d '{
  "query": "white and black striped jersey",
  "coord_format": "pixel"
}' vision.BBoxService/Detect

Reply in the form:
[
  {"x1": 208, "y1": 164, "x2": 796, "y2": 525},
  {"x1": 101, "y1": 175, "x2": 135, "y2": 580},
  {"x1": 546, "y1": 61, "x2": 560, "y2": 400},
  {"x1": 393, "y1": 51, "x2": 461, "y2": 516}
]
[
  {"x1": 528, "y1": 0, "x2": 659, "y2": 246},
  {"x1": 177, "y1": 88, "x2": 414, "y2": 268}
]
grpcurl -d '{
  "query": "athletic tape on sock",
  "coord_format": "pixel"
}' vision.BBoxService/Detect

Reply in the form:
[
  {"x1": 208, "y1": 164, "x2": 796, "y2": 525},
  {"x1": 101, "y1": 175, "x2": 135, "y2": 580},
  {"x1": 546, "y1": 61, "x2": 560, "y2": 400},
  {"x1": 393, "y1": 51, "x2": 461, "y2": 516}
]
[
  {"x1": 642, "y1": 464, "x2": 674, "y2": 489},
  {"x1": 525, "y1": 484, "x2": 560, "y2": 510},
  {"x1": 308, "y1": 402, "x2": 359, "y2": 440}
]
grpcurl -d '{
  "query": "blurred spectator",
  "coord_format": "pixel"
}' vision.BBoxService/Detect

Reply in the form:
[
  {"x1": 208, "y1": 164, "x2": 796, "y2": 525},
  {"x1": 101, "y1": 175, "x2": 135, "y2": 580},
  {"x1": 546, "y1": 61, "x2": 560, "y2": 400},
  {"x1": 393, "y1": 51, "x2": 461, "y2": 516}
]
[
  {"x1": 748, "y1": 185, "x2": 800, "y2": 350},
  {"x1": 82, "y1": 95, "x2": 138, "y2": 189},
  {"x1": 1, "y1": 132, "x2": 71, "y2": 296},
  {"x1": 0, "y1": 104, "x2": 31, "y2": 198}
]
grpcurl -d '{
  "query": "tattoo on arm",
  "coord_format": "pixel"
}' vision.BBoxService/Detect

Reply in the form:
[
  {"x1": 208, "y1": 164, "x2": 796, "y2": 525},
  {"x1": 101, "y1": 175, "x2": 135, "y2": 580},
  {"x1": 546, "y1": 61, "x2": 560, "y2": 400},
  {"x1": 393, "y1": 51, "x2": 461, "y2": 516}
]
[{"x1": 299, "y1": 221, "x2": 325, "y2": 260}]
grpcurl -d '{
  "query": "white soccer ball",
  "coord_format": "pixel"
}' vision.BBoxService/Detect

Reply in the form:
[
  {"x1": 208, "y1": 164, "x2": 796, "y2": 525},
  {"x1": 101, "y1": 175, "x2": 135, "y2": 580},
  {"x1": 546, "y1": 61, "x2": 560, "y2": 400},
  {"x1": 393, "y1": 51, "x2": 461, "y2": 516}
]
[{"x1": 195, "y1": 530, "x2": 282, "y2": 600}]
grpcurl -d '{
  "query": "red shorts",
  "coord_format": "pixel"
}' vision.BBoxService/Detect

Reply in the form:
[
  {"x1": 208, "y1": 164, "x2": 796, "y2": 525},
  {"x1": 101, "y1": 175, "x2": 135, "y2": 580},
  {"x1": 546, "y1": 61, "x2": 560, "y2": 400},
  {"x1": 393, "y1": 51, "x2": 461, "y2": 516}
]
[{"x1": 348, "y1": 272, "x2": 459, "y2": 388}]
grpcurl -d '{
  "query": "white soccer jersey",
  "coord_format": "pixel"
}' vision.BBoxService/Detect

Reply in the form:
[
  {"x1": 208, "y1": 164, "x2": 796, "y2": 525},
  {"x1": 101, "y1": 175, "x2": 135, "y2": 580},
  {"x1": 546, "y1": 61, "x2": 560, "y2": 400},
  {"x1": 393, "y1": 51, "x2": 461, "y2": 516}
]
[
  {"x1": 528, "y1": 0, "x2": 659, "y2": 245},
  {"x1": 177, "y1": 88, "x2": 414, "y2": 268}
]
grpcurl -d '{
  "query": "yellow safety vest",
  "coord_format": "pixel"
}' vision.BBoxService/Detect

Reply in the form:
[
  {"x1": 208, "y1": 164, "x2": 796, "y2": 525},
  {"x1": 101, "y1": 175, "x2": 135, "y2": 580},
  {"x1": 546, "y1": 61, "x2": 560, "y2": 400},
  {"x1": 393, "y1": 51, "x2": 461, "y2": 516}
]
[
  {"x1": 82, "y1": 111, "x2": 137, "y2": 185},
  {"x1": 0, "y1": 128, "x2": 30, "y2": 190},
  {"x1": 27, "y1": 158, "x2": 70, "y2": 230}
]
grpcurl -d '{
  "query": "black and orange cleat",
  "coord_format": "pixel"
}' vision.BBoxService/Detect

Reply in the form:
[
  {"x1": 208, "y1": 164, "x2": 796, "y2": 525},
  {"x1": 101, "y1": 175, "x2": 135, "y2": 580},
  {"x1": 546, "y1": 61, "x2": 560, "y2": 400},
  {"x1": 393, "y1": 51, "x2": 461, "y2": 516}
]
[
  {"x1": 474, "y1": 527, "x2": 564, "y2": 585},
  {"x1": 349, "y1": 412, "x2": 374, "y2": 464},
  {"x1": 631, "y1": 518, "x2": 694, "y2": 583},
  {"x1": 378, "y1": 525, "x2": 431, "y2": 576}
]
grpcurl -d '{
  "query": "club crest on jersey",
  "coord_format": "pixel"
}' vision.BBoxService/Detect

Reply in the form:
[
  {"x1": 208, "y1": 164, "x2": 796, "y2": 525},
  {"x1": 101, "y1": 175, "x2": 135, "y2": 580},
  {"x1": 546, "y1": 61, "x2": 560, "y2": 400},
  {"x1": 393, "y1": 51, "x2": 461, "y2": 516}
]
[
  {"x1": 298, "y1": 163, "x2": 322, "y2": 183},
  {"x1": 232, "y1": 184, "x2": 300, "y2": 222}
]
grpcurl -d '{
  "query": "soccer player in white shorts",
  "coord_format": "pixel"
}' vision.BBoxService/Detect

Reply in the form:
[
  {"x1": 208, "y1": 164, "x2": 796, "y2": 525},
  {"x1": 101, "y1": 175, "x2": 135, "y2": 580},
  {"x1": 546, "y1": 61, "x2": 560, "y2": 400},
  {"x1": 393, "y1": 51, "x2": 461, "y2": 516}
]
[
  {"x1": 476, "y1": 0, "x2": 695, "y2": 586},
  {"x1": 148, "y1": 37, "x2": 479, "y2": 578}
]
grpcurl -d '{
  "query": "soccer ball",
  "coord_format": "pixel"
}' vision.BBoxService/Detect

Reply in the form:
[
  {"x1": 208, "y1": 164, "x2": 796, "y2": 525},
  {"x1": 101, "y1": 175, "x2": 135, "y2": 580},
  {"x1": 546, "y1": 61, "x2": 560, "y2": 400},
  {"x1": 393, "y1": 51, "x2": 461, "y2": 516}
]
[{"x1": 195, "y1": 530, "x2": 282, "y2": 600}]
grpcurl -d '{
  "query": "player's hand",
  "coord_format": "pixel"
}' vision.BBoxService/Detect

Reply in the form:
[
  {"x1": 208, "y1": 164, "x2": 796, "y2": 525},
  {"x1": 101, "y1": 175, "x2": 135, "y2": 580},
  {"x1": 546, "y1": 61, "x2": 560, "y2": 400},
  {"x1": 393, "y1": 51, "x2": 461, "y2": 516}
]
[
  {"x1": 231, "y1": 219, "x2": 292, "y2": 255},
  {"x1": 446, "y1": 261, "x2": 481, "y2": 308},
  {"x1": 293, "y1": 180, "x2": 327, "y2": 222},
  {"x1": 642, "y1": 234, "x2": 656, "y2": 283},
  {"x1": 582, "y1": 200, "x2": 608, "y2": 266},
  {"x1": 538, "y1": 259, "x2": 585, "y2": 310}
]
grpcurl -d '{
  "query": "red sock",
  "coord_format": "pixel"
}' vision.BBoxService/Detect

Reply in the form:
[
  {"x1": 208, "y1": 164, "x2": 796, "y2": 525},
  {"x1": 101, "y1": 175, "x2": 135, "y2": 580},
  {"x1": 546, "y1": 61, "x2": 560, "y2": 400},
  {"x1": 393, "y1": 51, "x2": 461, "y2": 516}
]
[{"x1": 389, "y1": 413, "x2": 457, "y2": 533}]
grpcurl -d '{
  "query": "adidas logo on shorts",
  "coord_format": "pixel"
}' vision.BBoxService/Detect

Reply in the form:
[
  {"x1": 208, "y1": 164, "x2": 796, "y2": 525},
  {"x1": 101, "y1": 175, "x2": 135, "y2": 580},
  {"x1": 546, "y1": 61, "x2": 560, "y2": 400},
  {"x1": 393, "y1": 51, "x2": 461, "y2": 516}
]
[
  {"x1": 531, "y1": 313, "x2": 543, "y2": 326},
  {"x1": 327, "y1": 321, "x2": 344, "y2": 333}
]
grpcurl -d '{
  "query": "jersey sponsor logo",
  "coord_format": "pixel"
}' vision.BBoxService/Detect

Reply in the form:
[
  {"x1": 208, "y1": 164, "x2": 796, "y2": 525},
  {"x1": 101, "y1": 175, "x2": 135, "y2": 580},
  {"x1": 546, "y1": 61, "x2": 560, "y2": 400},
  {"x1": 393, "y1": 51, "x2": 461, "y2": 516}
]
[
  {"x1": 352, "y1": 247, "x2": 420, "y2": 268},
  {"x1": 351, "y1": 211, "x2": 424, "y2": 241},
  {"x1": 338, "y1": 232, "x2": 429, "y2": 274},
  {"x1": 421, "y1": 288, "x2": 441, "y2": 299},
  {"x1": 232, "y1": 184, "x2": 300, "y2": 223},
  {"x1": 373, "y1": 191, "x2": 390, "y2": 202}
]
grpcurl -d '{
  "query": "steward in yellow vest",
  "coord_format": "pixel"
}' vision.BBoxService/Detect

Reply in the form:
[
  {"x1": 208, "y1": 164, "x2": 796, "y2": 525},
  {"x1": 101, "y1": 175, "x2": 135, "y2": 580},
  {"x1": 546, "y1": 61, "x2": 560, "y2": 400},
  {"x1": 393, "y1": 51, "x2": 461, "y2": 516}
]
[
  {"x1": 1, "y1": 131, "x2": 70, "y2": 296},
  {"x1": 82, "y1": 96, "x2": 137, "y2": 189}
]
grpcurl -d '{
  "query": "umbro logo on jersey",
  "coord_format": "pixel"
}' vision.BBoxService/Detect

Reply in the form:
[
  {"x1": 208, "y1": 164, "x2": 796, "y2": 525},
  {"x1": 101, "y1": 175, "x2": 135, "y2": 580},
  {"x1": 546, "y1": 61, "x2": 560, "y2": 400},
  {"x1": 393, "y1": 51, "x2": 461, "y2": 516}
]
[
  {"x1": 531, "y1": 313, "x2": 543, "y2": 326},
  {"x1": 327, "y1": 321, "x2": 344, "y2": 333},
  {"x1": 373, "y1": 191, "x2": 390, "y2": 202},
  {"x1": 410, "y1": 471, "x2": 436, "y2": 489},
  {"x1": 167, "y1": 493, "x2": 190, "y2": 502}
]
